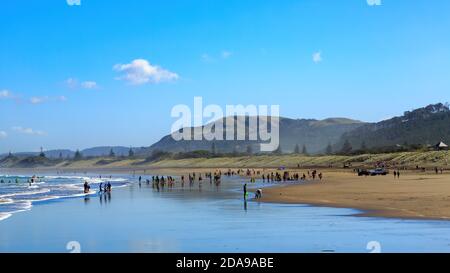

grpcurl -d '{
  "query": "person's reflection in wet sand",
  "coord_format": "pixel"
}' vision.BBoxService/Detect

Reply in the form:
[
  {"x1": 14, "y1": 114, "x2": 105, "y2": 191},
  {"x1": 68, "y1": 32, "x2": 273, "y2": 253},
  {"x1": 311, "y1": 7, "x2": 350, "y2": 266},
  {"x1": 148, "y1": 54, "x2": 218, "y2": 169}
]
[
  {"x1": 107, "y1": 192, "x2": 111, "y2": 203},
  {"x1": 244, "y1": 199, "x2": 247, "y2": 211},
  {"x1": 84, "y1": 197, "x2": 90, "y2": 204}
]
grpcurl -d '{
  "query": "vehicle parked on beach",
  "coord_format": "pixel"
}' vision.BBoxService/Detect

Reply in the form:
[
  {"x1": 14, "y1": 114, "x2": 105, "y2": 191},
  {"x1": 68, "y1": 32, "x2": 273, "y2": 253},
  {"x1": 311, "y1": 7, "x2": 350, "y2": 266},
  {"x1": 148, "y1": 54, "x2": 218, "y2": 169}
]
[
  {"x1": 358, "y1": 168, "x2": 389, "y2": 176},
  {"x1": 358, "y1": 169, "x2": 371, "y2": 176},
  {"x1": 369, "y1": 168, "x2": 389, "y2": 176}
]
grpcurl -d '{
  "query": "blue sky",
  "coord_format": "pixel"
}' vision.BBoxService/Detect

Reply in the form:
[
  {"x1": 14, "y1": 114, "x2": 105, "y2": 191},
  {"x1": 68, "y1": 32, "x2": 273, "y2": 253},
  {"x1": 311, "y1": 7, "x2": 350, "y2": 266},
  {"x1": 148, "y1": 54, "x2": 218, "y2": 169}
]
[{"x1": 1, "y1": 0, "x2": 450, "y2": 153}]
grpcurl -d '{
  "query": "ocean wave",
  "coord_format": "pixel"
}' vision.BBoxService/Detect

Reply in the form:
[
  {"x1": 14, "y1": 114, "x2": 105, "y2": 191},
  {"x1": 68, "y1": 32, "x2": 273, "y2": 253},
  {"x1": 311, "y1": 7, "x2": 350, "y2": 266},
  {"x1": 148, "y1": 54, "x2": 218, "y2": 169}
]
[
  {"x1": 0, "y1": 188, "x2": 51, "y2": 199},
  {"x1": 0, "y1": 213, "x2": 12, "y2": 221},
  {"x1": 0, "y1": 175, "x2": 130, "y2": 222},
  {"x1": 0, "y1": 198, "x2": 14, "y2": 204}
]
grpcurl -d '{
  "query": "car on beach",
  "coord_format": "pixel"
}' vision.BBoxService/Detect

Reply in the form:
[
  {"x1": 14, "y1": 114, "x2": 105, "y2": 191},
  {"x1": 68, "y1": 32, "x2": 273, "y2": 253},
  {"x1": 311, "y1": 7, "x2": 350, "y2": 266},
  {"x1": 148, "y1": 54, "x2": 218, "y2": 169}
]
[
  {"x1": 358, "y1": 168, "x2": 389, "y2": 176},
  {"x1": 358, "y1": 169, "x2": 371, "y2": 176},
  {"x1": 369, "y1": 168, "x2": 389, "y2": 176}
]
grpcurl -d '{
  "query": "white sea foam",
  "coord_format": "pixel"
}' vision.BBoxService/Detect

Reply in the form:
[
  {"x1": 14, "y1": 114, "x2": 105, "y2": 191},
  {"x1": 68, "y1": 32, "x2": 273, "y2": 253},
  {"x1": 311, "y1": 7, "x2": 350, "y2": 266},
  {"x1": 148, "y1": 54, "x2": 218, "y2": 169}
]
[
  {"x1": 0, "y1": 198, "x2": 14, "y2": 204},
  {"x1": 0, "y1": 175, "x2": 131, "y2": 222},
  {"x1": 0, "y1": 188, "x2": 50, "y2": 199},
  {"x1": 0, "y1": 213, "x2": 12, "y2": 221}
]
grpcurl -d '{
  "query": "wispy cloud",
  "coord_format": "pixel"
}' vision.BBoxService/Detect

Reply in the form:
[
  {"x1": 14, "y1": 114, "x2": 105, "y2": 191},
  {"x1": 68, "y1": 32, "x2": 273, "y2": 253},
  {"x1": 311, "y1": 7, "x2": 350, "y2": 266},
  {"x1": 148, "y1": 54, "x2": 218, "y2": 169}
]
[
  {"x1": 30, "y1": 96, "x2": 47, "y2": 104},
  {"x1": 0, "y1": 131, "x2": 7, "y2": 139},
  {"x1": 1, "y1": 89, "x2": 65, "y2": 105},
  {"x1": 67, "y1": 0, "x2": 81, "y2": 6},
  {"x1": 81, "y1": 81, "x2": 98, "y2": 89},
  {"x1": 367, "y1": 0, "x2": 382, "y2": 6},
  {"x1": 114, "y1": 59, "x2": 179, "y2": 85},
  {"x1": 202, "y1": 50, "x2": 233, "y2": 62},
  {"x1": 313, "y1": 51, "x2": 322, "y2": 63},
  {"x1": 221, "y1": 51, "x2": 233, "y2": 59},
  {"x1": 0, "y1": 89, "x2": 14, "y2": 99},
  {"x1": 29, "y1": 96, "x2": 67, "y2": 105},
  {"x1": 201, "y1": 53, "x2": 214, "y2": 63},
  {"x1": 12, "y1": 126, "x2": 46, "y2": 136},
  {"x1": 65, "y1": 78, "x2": 98, "y2": 90},
  {"x1": 66, "y1": 78, "x2": 78, "y2": 89}
]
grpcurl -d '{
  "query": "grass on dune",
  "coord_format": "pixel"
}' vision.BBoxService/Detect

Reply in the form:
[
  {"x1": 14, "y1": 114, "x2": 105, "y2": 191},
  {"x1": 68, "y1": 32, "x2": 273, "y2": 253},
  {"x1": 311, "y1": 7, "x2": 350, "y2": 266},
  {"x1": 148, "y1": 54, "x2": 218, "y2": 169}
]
[{"x1": 32, "y1": 150, "x2": 450, "y2": 170}]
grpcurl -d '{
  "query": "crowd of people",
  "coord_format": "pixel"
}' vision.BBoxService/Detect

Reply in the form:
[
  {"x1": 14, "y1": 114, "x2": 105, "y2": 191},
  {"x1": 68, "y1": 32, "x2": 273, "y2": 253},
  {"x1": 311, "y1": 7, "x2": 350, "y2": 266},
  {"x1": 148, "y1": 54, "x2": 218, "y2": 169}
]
[
  {"x1": 260, "y1": 170, "x2": 323, "y2": 183},
  {"x1": 0, "y1": 175, "x2": 44, "y2": 186},
  {"x1": 135, "y1": 171, "x2": 225, "y2": 191}
]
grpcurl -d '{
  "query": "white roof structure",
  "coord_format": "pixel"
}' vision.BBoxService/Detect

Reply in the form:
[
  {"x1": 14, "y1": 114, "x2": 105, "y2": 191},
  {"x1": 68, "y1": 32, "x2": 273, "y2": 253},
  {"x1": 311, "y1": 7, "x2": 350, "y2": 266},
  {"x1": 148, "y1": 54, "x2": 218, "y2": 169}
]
[{"x1": 436, "y1": 141, "x2": 449, "y2": 148}]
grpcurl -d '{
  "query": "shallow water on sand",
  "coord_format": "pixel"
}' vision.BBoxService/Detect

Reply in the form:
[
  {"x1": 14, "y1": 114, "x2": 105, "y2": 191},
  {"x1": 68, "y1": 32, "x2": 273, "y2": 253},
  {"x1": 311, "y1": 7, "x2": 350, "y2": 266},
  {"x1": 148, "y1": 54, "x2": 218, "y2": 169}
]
[{"x1": 1, "y1": 174, "x2": 450, "y2": 253}]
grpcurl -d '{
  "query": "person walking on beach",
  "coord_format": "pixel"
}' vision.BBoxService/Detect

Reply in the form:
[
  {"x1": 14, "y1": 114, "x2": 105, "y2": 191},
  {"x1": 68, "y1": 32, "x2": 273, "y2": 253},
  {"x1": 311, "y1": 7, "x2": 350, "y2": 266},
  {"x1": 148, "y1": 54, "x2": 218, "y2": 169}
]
[
  {"x1": 243, "y1": 183, "x2": 247, "y2": 199},
  {"x1": 83, "y1": 181, "x2": 90, "y2": 193},
  {"x1": 394, "y1": 171, "x2": 397, "y2": 179},
  {"x1": 99, "y1": 182, "x2": 103, "y2": 193},
  {"x1": 397, "y1": 171, "x2": 401, "y2": 179}
]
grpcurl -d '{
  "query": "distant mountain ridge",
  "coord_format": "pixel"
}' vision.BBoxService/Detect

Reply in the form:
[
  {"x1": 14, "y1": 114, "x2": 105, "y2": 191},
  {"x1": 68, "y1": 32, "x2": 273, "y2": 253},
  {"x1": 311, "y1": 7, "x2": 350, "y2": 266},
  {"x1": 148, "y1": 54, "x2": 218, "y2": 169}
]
[{"x1": 0, "y1": 146, "x2": 142, "y2": 160}]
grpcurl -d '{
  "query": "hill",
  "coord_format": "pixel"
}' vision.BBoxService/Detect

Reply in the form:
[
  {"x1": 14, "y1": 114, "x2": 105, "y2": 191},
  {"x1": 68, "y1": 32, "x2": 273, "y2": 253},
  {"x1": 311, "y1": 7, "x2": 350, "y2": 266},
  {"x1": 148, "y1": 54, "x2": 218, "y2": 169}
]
[
  {"x1": 335, "y1": 103, "x2": 450, "y2": 152},
  {"x1": 145, "y1": 116, "x2": 364, "y2": 155}
]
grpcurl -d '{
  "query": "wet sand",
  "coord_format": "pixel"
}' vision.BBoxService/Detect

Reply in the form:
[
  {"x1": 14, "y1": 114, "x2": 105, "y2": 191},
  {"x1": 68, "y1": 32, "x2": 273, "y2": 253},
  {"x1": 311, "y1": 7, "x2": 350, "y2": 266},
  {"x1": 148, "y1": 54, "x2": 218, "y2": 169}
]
[{"x1": 261, "y1": 170, "x2": 450, "y2": 220}]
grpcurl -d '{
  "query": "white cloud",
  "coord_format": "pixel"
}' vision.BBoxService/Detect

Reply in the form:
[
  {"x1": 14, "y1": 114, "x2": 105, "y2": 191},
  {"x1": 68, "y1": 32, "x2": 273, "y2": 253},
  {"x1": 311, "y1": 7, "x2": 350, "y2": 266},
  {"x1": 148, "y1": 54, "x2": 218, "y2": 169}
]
[
  {"x1": 0, "y1": 131, "x2": 7, "y2": 139},
  {"x1": 30, "y1": 96, "x2": 47, "y2": 104},
  {"x1": 1, "y1": 89, "x2": 65, "y2": 104},
  {"x1": 202, "y1": 51, "x2": 233, "y2": 62},
  {"x1": 221, "y1": 51, "x2": 233, "y2": 59},
  {"x1": 30, "y1": 96, "x2": 67, "y2": 104},
  {"x1": 12, "y1": 126, "x2": 46, "y2": 136},
  {"x1": 0, "y1": 89, "x2": 13, "y2": 99},
  {"x1": 201, "y1": 53, "x2": 214, "y2": 63},
  {"x1": 367, "y1": 0, "x2": 382, "y2": 6},
  {"x1": 67, "y1": 0, "x2": 81, "y2": 6},
  {"x1": 66, "y1": 78, "x2": 98, "y2": 89},
  {"x1": 66, "y1": 78, "x2": 78, "y2": 89},
  {"x1": 312, "y1": 51, "x2": 322, "y2": 63},
  {"x1": 114, "y1": 59, "x2": 179, "y2": 85},
  {"x1": 81, "y1": 81, "x2": 98, "y2": 89}
]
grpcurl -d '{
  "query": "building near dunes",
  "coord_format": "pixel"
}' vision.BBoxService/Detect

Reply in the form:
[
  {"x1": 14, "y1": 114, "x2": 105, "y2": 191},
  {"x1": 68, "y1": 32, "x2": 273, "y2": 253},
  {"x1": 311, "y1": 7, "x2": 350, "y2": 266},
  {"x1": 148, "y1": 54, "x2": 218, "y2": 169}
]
[{"x1": 435, "y1": 141, "x2": 449, "y2": 151}]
